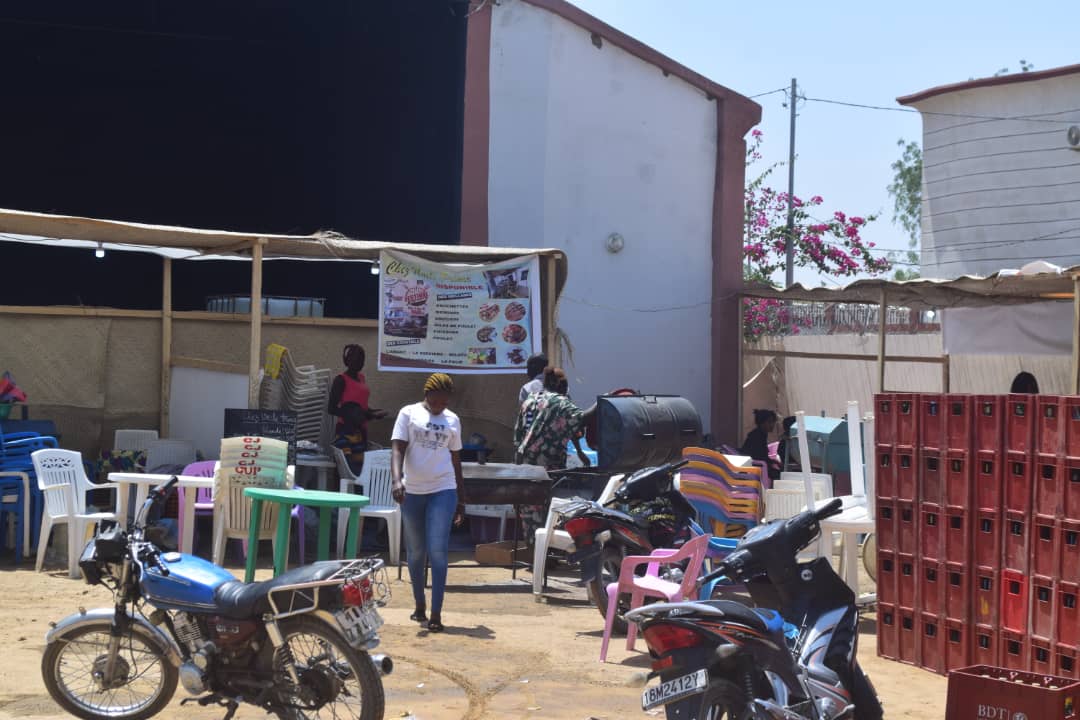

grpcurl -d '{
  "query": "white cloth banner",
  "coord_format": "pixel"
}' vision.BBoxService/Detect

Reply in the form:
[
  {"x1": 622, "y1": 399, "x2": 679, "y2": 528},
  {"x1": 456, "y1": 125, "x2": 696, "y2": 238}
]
[
  {"x1": 942, "y1": 301, "x2": 1073, "y2": 356},
  {"x1": 377, "y1": 250, "x2": 542, "y2": 373}
]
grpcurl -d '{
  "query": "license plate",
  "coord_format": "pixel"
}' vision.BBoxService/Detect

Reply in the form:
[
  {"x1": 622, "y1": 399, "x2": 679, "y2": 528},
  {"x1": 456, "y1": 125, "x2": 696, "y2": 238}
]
[
  {"x1": 334, "y1": 605, "x2": 383, "y2": 646},
  {"x1": 641, "y1": 669, "x2": 708, "y2": 710}
]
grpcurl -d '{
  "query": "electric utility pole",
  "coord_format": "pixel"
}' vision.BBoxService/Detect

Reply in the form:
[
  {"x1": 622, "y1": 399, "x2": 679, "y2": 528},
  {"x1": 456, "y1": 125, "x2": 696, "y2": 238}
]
[{"x1": 784, "y1": 77, "x2": 797, "y2": 288}]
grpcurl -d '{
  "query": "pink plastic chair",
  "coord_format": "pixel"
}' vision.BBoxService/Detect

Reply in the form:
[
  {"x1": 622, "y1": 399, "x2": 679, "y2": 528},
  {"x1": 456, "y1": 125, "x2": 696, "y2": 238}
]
[
  {"x1": 599, "y1": 533, "x2": 711, "y2": 662},
  {"x1": 178, "y1": 461, "x2": 217, "y2": 553}
]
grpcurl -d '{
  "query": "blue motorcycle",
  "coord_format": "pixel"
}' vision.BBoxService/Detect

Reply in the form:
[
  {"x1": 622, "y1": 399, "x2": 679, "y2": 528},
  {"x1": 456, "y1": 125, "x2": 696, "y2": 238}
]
[{"x1": 41, "y1": 477, "x2": 392, "y2": 720}]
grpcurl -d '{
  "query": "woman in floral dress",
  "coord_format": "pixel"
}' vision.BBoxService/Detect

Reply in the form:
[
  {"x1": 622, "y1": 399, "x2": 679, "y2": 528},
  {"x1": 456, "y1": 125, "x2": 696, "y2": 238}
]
[{"x1": 514, "y1": 367, "x2": 595, "y2": 470}]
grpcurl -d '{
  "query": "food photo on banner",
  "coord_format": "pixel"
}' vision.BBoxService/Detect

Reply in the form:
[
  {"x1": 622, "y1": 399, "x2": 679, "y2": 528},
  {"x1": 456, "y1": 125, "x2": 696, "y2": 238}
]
[{"x1": 378, "y1": 250, "x2": 542, "y2": 373}]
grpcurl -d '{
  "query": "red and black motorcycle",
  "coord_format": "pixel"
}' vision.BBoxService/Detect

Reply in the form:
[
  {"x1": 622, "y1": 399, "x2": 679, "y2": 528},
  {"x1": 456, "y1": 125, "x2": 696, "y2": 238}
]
[{"x1": 557, "y1": 460, "x2": 696, "y2": 635}]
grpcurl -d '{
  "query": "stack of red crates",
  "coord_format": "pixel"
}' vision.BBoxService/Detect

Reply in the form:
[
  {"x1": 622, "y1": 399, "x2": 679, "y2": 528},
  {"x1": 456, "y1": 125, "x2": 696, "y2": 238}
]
[{"x1": 876, "y1": 392, "x2": 1080, "y2": 679}]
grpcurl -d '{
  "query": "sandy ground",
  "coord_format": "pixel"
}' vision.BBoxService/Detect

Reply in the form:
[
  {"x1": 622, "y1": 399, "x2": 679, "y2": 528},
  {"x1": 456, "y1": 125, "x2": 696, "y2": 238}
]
[{"x1": 0, "y1": 549, "x2": 947, "y2": 720}]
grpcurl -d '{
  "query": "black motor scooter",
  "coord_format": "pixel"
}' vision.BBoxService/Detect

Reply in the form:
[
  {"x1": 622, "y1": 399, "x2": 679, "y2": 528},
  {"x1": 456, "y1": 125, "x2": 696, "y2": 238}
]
[
  {"x1": 557, "y1": 460, "x2": 696, "y2": 635},
  {"x1": 626, "y1": 497, "x2": 883, "y2": 719}
]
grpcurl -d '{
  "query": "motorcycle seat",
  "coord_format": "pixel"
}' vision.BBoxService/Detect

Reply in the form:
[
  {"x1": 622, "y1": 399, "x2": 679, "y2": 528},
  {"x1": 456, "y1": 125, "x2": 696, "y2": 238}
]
[
  {"x1": 700, "y1": 599, "x2": 778, "y2": 634},
  {"x1": 213, "y1": 561, "x2": 344, "y2": 619}
]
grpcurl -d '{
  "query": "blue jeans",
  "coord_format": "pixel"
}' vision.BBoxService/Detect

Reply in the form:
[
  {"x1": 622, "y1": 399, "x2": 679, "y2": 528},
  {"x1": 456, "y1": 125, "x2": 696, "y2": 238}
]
[{"x1": 402, "y1": 489, "x2": 457, "y2": 615}]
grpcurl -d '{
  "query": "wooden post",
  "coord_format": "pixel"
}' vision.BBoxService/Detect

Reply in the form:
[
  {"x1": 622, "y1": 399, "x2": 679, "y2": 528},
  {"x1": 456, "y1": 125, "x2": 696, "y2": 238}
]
[
  {"x1": 942, "y1": 353, "x2": 950, "y2": 393},
  {"x1": 877, "y1": 289, "x2": 887, "y2": 393},
  {"x1": 160, "y1": 257, "x2": 172, "y2": 435},
  {"x1": 545, "y1": 254, "x2": 558, "y2": 365},
  {"x1": 248, "y1": 240, "x2": 266, "y2": 409},
  {"x1": 1073, "y1": 274, "x2": 1080, "y2": 394}
]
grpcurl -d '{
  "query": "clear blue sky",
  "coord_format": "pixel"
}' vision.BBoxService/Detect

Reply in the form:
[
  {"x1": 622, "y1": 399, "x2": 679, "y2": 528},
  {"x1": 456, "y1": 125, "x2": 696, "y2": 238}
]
[{"x1": 566, "y1": 0, "x2": 1078, "y2": 286}]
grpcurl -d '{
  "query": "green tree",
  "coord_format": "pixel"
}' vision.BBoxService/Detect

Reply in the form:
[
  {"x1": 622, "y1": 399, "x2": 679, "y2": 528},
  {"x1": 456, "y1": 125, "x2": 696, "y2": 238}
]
[{"x1": 886, "y1": 139, "x2": 922, "y2": 280}]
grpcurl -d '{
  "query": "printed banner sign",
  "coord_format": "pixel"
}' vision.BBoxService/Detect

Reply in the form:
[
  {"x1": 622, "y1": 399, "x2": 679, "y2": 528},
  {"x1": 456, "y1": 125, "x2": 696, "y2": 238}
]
[{"x1": 378, "y1": 250, "x2": 541, "y2": 373}]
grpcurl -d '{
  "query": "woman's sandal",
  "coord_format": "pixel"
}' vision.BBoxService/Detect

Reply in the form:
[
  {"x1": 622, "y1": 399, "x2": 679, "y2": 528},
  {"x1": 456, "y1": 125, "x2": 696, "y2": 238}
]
[
  {"x1": 427, "y1": 616, "x2": 445, "y2": 633},
  {"x1": 409, "y1": 609, "x2": 428, "y2": 624}
]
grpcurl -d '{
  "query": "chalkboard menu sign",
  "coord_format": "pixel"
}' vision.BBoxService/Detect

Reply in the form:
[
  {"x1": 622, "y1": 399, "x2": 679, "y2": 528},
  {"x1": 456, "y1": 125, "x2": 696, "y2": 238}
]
[{"x1": 223, "y1": 409, "x2": 298, "y2": 464}]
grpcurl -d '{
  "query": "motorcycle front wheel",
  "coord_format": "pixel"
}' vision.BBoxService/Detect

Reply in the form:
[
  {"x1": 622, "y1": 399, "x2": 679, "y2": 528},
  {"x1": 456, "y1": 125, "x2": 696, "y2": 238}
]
[
  {"x1": 41, "y1": 622, "x2": 178, "y2": 720},
  {"x1": 274, "y1": 616, "x2": 385, "y2": 720},
  {"x1": 664, "y1": 678, "x2": 749, "y2": 720},
  {"x1": 589, "y1": 544, "x2": 629, "y2": 635}
]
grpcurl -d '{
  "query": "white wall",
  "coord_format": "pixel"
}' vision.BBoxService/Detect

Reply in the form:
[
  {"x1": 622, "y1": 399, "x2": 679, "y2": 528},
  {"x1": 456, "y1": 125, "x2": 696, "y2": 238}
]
[
  {"x1": 487, "y1": 1, "x2": 718, "y2": 429},
  {"x1": 913, "y1": 74, "x2": 1080, "y2": 279}
]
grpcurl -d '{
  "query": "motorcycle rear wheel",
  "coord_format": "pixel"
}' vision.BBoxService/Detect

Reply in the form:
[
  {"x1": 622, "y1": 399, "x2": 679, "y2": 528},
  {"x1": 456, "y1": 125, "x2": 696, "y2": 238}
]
[
  {"x1": 274, "y1": 616, "x2": 385, "y2": 720},
  {"x1": 41, "y1": 621, "x2": 177, "y2": 720},
  {"x1": 589, "y1": 544, "x2": 629, "y2": 636}
]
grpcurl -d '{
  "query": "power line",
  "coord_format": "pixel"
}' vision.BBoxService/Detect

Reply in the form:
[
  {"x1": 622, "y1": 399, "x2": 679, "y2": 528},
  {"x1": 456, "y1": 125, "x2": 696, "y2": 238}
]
[
  {"x1": 748, "y1": 87, "x2": 787, "y2": 99},
  {"x1": 800, "y1": 96, "x2": 1079, "y2": 125}
]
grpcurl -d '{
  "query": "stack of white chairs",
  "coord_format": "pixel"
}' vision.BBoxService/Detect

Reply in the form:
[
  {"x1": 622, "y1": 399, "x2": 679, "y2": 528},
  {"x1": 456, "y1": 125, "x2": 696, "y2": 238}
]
[
  {"x1": 212, "y1": 436, "x2": 292, "y2": 566},
  {"x1": 259, "y1": 344, "x2": 334, "y2": 448}
]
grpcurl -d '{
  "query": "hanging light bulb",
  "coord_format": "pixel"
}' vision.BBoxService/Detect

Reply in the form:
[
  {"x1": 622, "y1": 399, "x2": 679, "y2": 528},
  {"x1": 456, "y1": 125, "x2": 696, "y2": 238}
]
[
  {"x1": 370, "y1": 261, "x2": 380, "y2": 276},
  {"x1": 95, "y1": 242, "x2": 105, "y2": 259}
]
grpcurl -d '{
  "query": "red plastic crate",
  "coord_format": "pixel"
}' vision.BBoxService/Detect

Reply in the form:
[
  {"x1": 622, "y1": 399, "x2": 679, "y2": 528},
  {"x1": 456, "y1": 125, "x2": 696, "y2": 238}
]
[
  {"x1": 1031, "y1": 516, "x2": 1059, "y2": 578},
  {"x1": 897, "y1": 502, "x2": 916, "y2": 555},
  {"x1": 1038, "y1": 395, "x2": 1065, "y2": 456},
  {"x1": 974, "y1": 395, "x2": 1004, "y2": 453},
  {"x1": 1059, "y1": 582, "x2": 1079, "y2": 648},
  {"x1": 920, "y1": 450, "x2": 943, "y2": 506},
  {"x1": 1003, "y1": 510, "x2": 1030, "y2": 574},
  {"x1": 945, "y1": 563, "x2": 970, "y2": 620},
  {"x1": 896, "y1": 395, "x2": 917, "y2": 447},
  {"x1": 1033, "y1": 638, "x2": 1055, "y2": 675},
  {"x1": 876, "y1": 501, "x2": 896, "y2": 552},
  {"x1": 945, "y1": 394, "x2": 973, "y2": 452},
  {"x1": 1067, "y1": 397, "x2": 1080, "y2": 457},
  {"x1": 919, "y1": 561, "x2": 944, "y2": 617},
  {"x1": 944, "y1": 619, "x2": 970, "y2": 672},
  {"x1": 1001, "y1": 569, "x2": 1029, "y2": 634},
  {"x1": 975, "y1": 450, "x2": 1003, "y2": 512},
  {"x1": 974, "y1": 566, "x2": 1000, "y2": 625},
  {"x1": 1064, "y1": 457, "x2": 1080, "y2": 519},
  {"x1": 920, "y1": 504, "x2": 943, "y2": 561},
  {"x1": 919, "y1": 612, "x2": 945, "y2": 675},
  {"x1": 946, "y1": 664, "x2": 1080, "y2": 719},
  {"x1": 898, "y1": 607, "x2": 918, "y2": 665},
  {"x1": 972, "y1": 626, "x2": 999, "y2": 667},
  {"x1": 877, "y1": 549, "x2": 897, "y2": 606},
  {"x1": 1057, "y1": 643, "x2": 1079, "y2": 680},
  {"x1": 875, "y1": 444, "x2": 895, "y2": 499},
  {"x1": 1034, "y1": 455, "x2": 1063, "y2": 518},
  {"x1": 1001, "y1": 629, "x2": 1030, "y2": 671},
  {"x1": 974, "y1": 511, "x2": 1002, "y2": 569},
  {"x1": 944, "y1": 509, "x2": 969, "y2": 565},
  {"x1": 1006, "y1": 393, "x2": 1036, "y2": 454},
  {"x1": 1063, "y1": 521, "x2": 1080, "y2": 582},
  {"x1": 1032, "y1": 575, "x2": 1056, "y2": 641},
  {"x1": 898, "y1": 553, "x2": 917, "y2": 608},
  {"x1": 920, "y1": 393, "x2": 944, "y2": 451},
  {"x1": 895, "y1": 447, "x2": 916, "y2": 503},
  {"x1": 877, "y1": 602, "x2": 898, "y2": 660},
  {"x1": 874, "y1": 393, "x2": 896, "y2": 445},
  {"x1": 1004, "y1": 450, "x2": 1033, "y2": 514},
  {"x1": 944, "y1": 450, "x2": 972, "y2": 510}
]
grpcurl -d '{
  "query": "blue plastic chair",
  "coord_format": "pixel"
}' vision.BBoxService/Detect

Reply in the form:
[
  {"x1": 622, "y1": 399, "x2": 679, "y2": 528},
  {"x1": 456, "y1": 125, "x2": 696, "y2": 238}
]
[{"x1": 0, "y1": 472, "x2": 27, "y2": 562}]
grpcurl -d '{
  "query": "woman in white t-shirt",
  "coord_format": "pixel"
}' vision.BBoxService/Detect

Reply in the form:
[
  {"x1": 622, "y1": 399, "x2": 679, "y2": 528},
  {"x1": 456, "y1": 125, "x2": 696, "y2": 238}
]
[{"x1": 390, "y1": 373, "x2": 465, "y2": 633}]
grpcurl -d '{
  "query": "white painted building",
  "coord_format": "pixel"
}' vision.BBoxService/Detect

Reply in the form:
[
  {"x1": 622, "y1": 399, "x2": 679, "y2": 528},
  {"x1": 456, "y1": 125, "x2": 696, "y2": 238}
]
[
  {"x1": 459, "y1": 0, "x2": 759, "y2": 439},
  {"x1": 899, "y1": 64, "x2": 1080, "y2": 279}
]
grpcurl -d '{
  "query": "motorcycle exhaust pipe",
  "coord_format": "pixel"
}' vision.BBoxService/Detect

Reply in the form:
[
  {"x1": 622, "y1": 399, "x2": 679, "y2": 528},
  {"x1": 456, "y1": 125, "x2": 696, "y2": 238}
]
[{"x1": 370, "y1": 654, "x2": 393, "y2": 676}]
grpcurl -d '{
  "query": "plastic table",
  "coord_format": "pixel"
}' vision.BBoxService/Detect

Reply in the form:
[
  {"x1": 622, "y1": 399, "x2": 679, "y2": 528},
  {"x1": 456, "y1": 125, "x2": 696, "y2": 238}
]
[
  {"x1": 243, "y1": 487, "x2": 369, "y2": 582},
  {"x1": 108, "y1": 473, "x2": 215, "y2": 554}
]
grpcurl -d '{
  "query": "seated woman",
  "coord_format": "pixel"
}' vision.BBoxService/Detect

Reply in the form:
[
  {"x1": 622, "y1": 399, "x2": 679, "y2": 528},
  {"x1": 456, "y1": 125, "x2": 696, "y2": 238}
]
[
  {"x1": 740, "y1": 409, "x2": 780, "y2": 481},
  {"x1": 775, "y1": 415, "x2": 799, "y2": 473},
  {"x1": 1010, "y1": 371, "x2": 1040, "y2": 394}
]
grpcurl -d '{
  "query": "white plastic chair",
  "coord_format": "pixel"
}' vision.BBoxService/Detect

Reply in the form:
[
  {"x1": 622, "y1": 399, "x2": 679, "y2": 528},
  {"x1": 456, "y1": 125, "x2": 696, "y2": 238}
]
[
  {"x1": 113, "y1": 429, "x2": 159, "y2": 452},
  {"x1": 333, "y1": 448, "x2": 400, "y2": 565},
  {"x1": 212, "y1": 437, "x2": 293, "y2": 567},
  {"x1": 532, "y1": 473, "x2": 624, "y2": 601},
  {"x1": 31, "y1": 449, "x2": 118, "y2": 578},
  {"x1": 765, "y1": 473, "x2": 834, "y2": 521},
  {"x1": 464, "y1": 504, "x2": 516, "y2": 541},
  {"x1": 144, "y1": 439, "x2": 197, "y2": 472}
]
